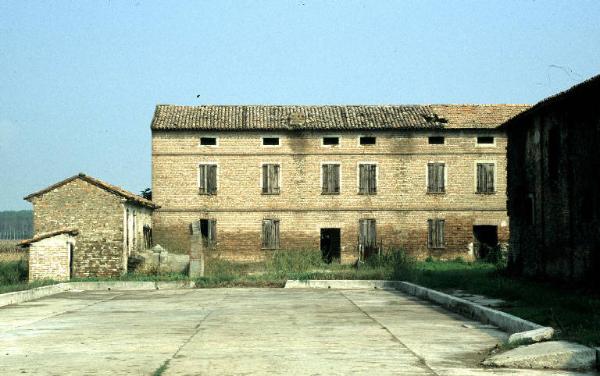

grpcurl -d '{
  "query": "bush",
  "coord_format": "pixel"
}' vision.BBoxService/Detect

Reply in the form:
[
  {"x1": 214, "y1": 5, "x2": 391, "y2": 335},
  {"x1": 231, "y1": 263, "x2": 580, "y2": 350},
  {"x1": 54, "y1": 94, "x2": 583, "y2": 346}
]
[
  {"x1": 0, "y1": 258, "x2": 28, "y2": 285},
  {"x1": 265, "y1": 250, "x2": 324, "y2": 274}
]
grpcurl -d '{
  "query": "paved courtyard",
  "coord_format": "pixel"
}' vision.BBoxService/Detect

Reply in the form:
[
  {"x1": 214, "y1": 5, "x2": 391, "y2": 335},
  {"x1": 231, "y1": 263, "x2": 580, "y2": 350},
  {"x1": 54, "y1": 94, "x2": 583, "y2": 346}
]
[{"x1": 0, "y1": 288, "x2": 595, "y2": 375}]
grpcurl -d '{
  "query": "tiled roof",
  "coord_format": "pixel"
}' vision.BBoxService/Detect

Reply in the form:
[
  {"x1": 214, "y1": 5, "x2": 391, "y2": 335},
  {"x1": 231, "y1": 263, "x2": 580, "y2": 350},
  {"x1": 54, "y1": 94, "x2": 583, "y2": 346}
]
[
  {"x1": 151, "y1": 104, "x2": 531, "y2": 131},
  {"x1": 500, "y1": 73, "x2": 600, "y2": 129},
  {"x1": 18, "y1": 228, "x2": 79, "y2": 247},
  {"x1": 24, "y1": 173, "x2": 158, "y2": 209}
]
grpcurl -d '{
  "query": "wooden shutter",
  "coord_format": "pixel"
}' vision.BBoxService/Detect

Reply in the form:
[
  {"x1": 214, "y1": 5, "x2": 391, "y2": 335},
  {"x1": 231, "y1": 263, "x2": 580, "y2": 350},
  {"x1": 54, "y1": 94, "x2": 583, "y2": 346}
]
[
  {"x1": 369, "y1": 165, "x2": 377, "y2": 194},
  {"x1": 262, "y1": 220, "x2": 270, "y2": 248},
  {"x1": 271, "y1": 165, "x2": 280, "y2": 194},
  {"x1": 359, "y1": 165, "x2": 367, "y2": 194},
  {"x1": 322, "y1": 165, "x2": 329, "y2": 193},
  {"x1": 485, "y1": 164, "x2": 494, "y2": 192},
  {"x1": 207, "y1": 165, "x2": 217, "y2": 194},
  {"x1": 262, "y1": 219, "x2": 279, "y2": 249},
  {"x1": 477, "y1": 163, "x2": 494, "y2": 193},
  {"x1": 428, "y1": 219, "x2": 445, "y2": 248},
  {"x1": 262, "y1": 165, "x2": 269, "y2": 194},
  {"x1": 428, "y1": 163, "x2": 444, "y2": 193},
  {"x1": 437, "y1": 220, "x2": 445, "y2": 248},
  {"x1": 198, "y1": 165, "x2": 206, "y2": 193},
  {"x1": 273, "y1": 220, "x2": 280, "y2": 249},
  {"x1": 359, "y1": 219, "x2": 376, "y2": 248},
  {"x1": 427, "y1": 164, "x2": 435, "y2": 192},
  {"x1": 427, "y1": 219, "x2": 433, "y2": 248},
  {"x1": 209, "y1": 219, "x2": 217, "y2": 245},
  {"x1": 332, "y1": 164, "x2": 340, "y2": 193}
]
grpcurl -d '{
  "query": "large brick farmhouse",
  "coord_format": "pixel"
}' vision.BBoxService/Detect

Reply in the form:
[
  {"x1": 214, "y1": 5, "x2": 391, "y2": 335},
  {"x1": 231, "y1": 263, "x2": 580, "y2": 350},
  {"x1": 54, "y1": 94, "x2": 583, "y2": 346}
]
[{"x1": 151, "y1": 104, "x2": 528, "y2": 262}]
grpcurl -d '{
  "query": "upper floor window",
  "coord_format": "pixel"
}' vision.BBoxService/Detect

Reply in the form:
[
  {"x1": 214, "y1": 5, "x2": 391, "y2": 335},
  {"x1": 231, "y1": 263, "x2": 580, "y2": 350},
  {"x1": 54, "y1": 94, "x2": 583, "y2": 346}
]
[
  {"x1": 322, "y1": 136, "x2": 340, "y2": 146},
  {"x1": 200, "y1": 137, "x2": 217, "y2": 146},
  {"x1": 358, "y1": 163, "x2": 377, "y2": 195},
  {"x1": 262, "y1": 137, "x2": 280, "y2": 146},
  {"x1": 262, "y1": 219, "x2": 280, "y2": 249},
  {"x1": 428, "y1": 136, "x2": 445, "y2": 145},
  {"x1": 476, "y1": 163, "x2": 495, "y2": 193},
  {"x1": 262, "y1": 164, "x2": 281, "y2": 194},
  {"x1": 322, "y1": 164, "x2": 340, "y2": 194},
  {"x1": 359, "y1": 136, "x2": 376, "y2": 145},
  {"x1": 428, "y1": 219, "x2": 445, "y2": 249},
  {"x1": 198, "y1": 164, "x2": 217, "y2": 195},
  {"x1": 427, "y1": 163, "x2": 445, "y2": 193},
  {"x1": 476, "y1": 136, "x2": 495, "y2": 145}
]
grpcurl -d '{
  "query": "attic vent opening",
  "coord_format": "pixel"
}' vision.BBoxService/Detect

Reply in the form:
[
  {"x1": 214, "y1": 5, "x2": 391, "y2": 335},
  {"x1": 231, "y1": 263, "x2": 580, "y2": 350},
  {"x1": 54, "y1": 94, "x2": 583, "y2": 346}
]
[
  {"x1": 360, "y1": 136, "x2": 376, "y2": 145},
  {"x1": 288, "y1": 112, "x2": 306, "y2": 127},
  {"x1": 428, "y1": 136, "x2": 445, "y2": 145}
]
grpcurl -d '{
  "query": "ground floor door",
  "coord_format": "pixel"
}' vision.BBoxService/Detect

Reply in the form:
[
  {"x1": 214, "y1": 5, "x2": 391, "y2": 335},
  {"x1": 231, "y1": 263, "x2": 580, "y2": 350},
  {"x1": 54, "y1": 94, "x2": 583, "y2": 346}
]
[
  {"x1": 320, "y1": 228, "x2": 341, "y2": 263},
  {"x1": 473, "y1": 225, "x2": 498, "y2": 259}
]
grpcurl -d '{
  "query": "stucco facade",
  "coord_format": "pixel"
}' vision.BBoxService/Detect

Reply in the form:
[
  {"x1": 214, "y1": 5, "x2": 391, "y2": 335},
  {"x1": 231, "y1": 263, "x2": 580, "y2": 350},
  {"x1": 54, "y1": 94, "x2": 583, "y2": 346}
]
[
  {"x1": 503, "y1": 74, "x2": 600, "y2": 282},
  {"x1": 152, "y1": 105, "x2": 528, "y2": 262}
]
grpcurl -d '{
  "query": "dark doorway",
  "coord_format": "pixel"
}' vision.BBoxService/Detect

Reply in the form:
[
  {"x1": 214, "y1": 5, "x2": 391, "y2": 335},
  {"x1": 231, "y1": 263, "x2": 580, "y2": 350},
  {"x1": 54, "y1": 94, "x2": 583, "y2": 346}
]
[
  {"x1": 320, "y1": 228, "x2": 341, "y2": 263},
  {"x1": 68, "y1": 243, "x2": 74, "y2": 280},
  {"x1": 473, "y1": 225, "x2": 498, "y2": 260}
]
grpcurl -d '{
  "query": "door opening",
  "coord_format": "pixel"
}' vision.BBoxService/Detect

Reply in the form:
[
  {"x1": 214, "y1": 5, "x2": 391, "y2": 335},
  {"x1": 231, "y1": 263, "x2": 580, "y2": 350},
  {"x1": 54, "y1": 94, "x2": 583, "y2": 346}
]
[
  {"x1": 68, "y1": 243, "x2": 74, "y2": 280},
  {"x1": 473, "y1": 225, "x2": 498, "y2": 260},
  {"x1": 320, "y1": 228, "x2": 341, "y2": 263}
]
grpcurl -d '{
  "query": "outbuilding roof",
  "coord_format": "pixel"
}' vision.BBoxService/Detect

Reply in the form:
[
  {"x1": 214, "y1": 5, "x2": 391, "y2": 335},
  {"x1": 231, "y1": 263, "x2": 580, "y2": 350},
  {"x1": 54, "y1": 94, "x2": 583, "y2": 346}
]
[
  {"x1": 24, "y1": 173, "x2": 158, "y2": 209},
  {"x1": 151, "y1": 104, "x2": 530, "y2": 131},
  {"x1": 500, "y1": 73, "x2": 600, "y2": 129},
  {"x1": 18, "y1": 228, "x2": 79, "y2": 247}
]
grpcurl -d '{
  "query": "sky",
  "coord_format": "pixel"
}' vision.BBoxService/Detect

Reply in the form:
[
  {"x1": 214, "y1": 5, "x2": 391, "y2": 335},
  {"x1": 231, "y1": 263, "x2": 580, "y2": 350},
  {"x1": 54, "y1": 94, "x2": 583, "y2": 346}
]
[{"x1": 1, "y1": 1, "x2": 599, "y2": 210}]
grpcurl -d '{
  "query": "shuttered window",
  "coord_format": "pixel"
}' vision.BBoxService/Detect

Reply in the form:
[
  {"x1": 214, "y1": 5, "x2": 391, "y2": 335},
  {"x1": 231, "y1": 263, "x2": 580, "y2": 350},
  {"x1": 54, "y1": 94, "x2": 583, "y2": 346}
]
[
  {"x1": 262, "y1": 164, "x2": 281, "y2": 194},
  {"x1": 359, "y1": 219, "x2": 377, "y2": 249},
  {"x1": 427, "y1": 163, "x2": 445, "y2": 193},
  {"x1": 262, "y1": 219, "x2": 280, "y2": 249},
  {"x1": 476, "y1": 163, "x2": 495, "y2": 193},
  {"x1": 358, "y1": 164, "x2": 377, "y2": 195},
  {"x1": 322, "y1": 164, "x2": 340, "y2": 194},
  {"x1": 428, "y1": 219, "x2": 445, "y2": 249},
  {"x1": 198, "y1": 164, "x2": 217, "y2": 194}
]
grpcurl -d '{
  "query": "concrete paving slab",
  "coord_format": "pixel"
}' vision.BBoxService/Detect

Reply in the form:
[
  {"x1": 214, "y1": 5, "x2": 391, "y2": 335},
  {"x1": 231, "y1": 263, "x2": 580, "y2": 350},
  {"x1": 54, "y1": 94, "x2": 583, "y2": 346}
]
[{"x1": 0, "y1": 288, "x2": 596, "y2": 375}]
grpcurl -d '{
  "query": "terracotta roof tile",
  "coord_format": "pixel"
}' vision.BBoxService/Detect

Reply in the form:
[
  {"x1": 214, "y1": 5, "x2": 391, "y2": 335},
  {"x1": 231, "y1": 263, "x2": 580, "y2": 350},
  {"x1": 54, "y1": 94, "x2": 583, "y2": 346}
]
[
  {"x1": 18, "y1": 228, "x2": 79, "y2": 247},
  {"x1": 151, "y1": 104, "x2": 530, "y2": 131}
]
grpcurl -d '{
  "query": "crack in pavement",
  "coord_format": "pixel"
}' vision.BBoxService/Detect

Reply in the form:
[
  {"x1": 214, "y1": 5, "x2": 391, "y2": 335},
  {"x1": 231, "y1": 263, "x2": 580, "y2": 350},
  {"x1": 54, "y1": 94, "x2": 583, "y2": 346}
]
[{"x1": 340, "y1": 291, "x2": 439, "y2": 376}]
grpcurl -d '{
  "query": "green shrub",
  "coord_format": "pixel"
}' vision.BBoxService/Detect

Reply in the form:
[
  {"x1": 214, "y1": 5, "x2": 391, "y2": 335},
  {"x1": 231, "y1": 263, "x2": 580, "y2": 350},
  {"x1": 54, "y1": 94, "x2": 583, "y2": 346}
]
[
  {"x1": 0, "y1": 259, "x2": 28, "y2": 285},
  {"x1": 265, "y1": 250, "x2": 323, "y2": 274}
]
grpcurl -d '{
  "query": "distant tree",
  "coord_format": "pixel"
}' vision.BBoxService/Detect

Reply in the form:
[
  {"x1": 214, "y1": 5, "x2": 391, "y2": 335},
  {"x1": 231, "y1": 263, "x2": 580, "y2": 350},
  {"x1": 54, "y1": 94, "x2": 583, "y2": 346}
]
[
  {"x1": 140, "y1": 188, "x2": 152, "y2": 201},
  {"x1": 0, "y1": 210, "x2": 33, "y2": 239}
]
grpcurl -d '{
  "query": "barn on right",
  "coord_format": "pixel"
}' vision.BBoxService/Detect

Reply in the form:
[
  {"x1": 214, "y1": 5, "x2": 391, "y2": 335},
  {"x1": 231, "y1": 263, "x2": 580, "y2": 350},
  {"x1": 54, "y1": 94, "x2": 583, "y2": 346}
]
[{"x1": 500, "y1": 73, "x2": 600, "y2": 284}]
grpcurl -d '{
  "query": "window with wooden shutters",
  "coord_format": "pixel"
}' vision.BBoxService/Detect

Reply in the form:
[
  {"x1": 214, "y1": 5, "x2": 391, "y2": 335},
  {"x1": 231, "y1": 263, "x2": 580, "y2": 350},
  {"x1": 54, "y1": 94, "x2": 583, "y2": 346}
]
[
  {"x1": 427, "y1": 163, "x2": 445, "y2": 193},
  {"x1": 359, "y1": 219, "x2": 377, "y2": 257},
  {"x1": 358, "y1": 164, "x2": 377, "y2": 195},
  {"x1": 262, "y1": 219, "x2": 280, "y2": 249},
  {"x1": 198, "y1": 164, "x2": 217, "y2": 195},
  {"x1": 262, "y1": 164, "x2": 280, "y2": 194},
  {"x1": 476, "y1": 163, "x2": 495, "y2": 193},
  {"x1": 322, "y1": 164, "x2": 340, "y2": 194},
  {"x1": 428, "y1": 219, "x2": 445, "y2": 249}
]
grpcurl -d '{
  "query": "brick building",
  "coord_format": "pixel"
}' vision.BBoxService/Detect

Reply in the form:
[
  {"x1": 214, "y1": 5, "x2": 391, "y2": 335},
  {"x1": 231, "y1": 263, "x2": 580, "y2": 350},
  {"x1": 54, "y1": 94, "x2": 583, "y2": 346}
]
[
  {"x1": 23, "y1": 173, "x2": 157, "y2": 277},
  {"x1": 19, "y1": 229, "x2": 78, "y2": 281},
  {"x1": 151, "y1": 105, "x2": 528, "y2": 262},
  {"x1": 501, "y1": 74, "x2": 600, "y2": 282}
]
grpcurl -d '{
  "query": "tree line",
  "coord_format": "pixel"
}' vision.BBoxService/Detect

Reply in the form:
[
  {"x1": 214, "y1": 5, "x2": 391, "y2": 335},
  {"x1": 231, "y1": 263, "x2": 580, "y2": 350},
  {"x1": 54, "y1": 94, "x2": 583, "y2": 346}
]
[{"x1": 0, "y1": 211, "x2": 33, "y2": 240}]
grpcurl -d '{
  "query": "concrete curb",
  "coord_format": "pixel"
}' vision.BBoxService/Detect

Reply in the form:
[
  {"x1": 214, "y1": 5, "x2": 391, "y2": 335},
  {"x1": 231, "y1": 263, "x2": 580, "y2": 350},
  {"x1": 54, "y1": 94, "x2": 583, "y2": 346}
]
[
  {"x1": 0, "y1": 281, "x2": 196, "y2": 308},
  {"x1": 285, "y1": 279, "x2": 542, "y2": 334}
]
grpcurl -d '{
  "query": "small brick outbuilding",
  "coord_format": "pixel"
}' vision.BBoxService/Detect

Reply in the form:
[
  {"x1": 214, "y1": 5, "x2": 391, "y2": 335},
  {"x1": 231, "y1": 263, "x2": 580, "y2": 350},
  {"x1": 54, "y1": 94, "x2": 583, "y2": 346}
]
[
  {"x1": 23, "y1": 173, "x2": 158, "y2": 278},
  {"x1": 19, "y1": 229, "x2": 79, "y2": 282}
]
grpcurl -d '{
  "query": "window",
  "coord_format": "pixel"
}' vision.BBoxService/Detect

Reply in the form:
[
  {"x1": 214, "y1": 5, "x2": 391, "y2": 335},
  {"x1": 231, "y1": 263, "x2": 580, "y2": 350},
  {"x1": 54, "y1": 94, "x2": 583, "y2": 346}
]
[
  {"x1": 359, "y1": 219, "x2": 377, "y2": 259},
  {"x1": 200, "y1": 137, "x2": 217, "y2": 146},
  {"x1": 428, "y1": 219, "x2": 445, "y2": 249},
  {"x1": 262, "y1": 137, "x2": 280, "y2": 146},
  {"x1": 143, "y1": 225, "x2": 152, "y2": 249},
  {"x1": 428, "y1": 136, "x2": 445, "y2": 145},
  {"x1": 322, "y1": 164, "x2": 340, "y2": 194},
  {"x1": 477, "y1": 136, "x2": 494, "y2": 145},
  {"x1": 358, "y1": 163, "x2": 377, "y2": 195},
  {"x1": 198, "y1": 219, "x2": 217, "y2": 247},
  {"x1": 359, "y1": 136, "x2": 376, "y2": 145},
  {"x1": 476, "y1": 163, "x2": 495, "y2": 193},
  {"x1": 427, "y1": 163, "x2": 445, "y2": 193},
  {"x1": 262, "y1": 164, "x2": 281, "y2": 194},
  {"x1": 262, "y1": 219, "x2": 280, "y2": 249},
  {"x1": 198, "y1": 164, "x2": 217, "y2": 194},
  {"x1": 322, "y1": 136, "x2": 339, "y2": 146}
]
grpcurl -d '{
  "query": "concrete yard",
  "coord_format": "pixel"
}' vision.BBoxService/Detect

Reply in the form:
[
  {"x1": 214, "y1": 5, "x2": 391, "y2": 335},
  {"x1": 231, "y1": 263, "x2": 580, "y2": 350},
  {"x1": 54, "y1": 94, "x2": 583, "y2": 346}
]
[{"x1": 0, "y1": 288, "x2": 596, "y2": 375}]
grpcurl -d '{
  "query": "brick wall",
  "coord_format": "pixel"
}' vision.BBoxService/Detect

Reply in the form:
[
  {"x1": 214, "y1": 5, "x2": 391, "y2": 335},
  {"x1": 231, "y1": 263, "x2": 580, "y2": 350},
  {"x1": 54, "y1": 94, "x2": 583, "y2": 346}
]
[
  {"x1": 28, "y1": 234, "x2": 72, "y2": 281},
  {"x1": 30, "y1": 179, "x2": 126, "y2": 277},
  {"x1": 153, "y1": 129, "x2": 509, "y2": 261}
]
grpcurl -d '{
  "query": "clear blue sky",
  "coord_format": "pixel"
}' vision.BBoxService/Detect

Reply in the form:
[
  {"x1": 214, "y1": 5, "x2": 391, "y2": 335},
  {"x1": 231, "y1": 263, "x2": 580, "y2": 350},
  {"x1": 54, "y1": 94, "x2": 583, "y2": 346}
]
[{"x1": 1, "y1": 1, "x2": 599, "y2": 210}]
